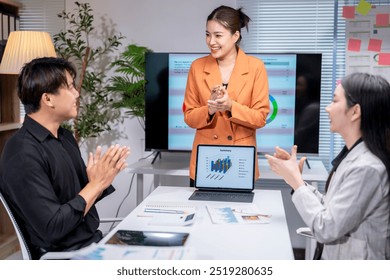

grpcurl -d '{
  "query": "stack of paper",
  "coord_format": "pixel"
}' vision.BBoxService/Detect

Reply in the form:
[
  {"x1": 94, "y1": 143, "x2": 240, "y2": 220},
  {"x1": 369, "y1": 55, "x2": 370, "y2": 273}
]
[
  {"x1": 142, "y1": 201, "x2": 197, "y2": 215},
  {"x1": 139, "y1": 201, "x2": 198, "y2": 226}
]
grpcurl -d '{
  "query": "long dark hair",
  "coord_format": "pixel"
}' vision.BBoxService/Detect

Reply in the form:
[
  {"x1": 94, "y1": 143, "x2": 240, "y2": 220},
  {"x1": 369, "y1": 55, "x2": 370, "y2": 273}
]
[
  {"x1": 207, "y1": 5, "x2": 251, "y2": 45},
  {"x1": 325, "y1": 73, "x2": 390, "y2": 191},
  {"x1": 342, "y1": 73, "x2": 390, "y2": 178}
]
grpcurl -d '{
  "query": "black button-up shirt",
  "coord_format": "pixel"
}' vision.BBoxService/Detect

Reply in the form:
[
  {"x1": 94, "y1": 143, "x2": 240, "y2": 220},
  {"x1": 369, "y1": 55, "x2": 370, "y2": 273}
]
[{"x1": 0, "y1": 115, "x2": 115, "y2": 258}]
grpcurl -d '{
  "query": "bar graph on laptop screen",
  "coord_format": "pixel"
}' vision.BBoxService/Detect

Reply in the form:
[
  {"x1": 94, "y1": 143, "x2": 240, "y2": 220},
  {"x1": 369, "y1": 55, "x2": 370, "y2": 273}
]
[{"x1": 196, "y1": 145, "x2": 254, "y2": 190}]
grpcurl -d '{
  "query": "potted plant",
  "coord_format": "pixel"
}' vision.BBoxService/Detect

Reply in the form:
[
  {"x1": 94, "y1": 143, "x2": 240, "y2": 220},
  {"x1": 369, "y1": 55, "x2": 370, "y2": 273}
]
[
  {"x1": 108, "y1": 44, "x2": 152, "y2": 130},
  {"x1": 53, "y1": 1, "x2": 124, "y2": 142}
]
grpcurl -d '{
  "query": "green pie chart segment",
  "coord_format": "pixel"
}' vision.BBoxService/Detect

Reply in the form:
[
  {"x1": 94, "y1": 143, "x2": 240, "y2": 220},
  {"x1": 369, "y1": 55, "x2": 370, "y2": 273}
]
[{"x1": 266, "y1": 95, "x2": 278, "y2": 124}]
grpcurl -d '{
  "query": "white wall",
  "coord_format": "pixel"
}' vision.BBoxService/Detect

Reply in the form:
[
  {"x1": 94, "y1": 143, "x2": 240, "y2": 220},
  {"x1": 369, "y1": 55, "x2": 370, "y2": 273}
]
[{"x1": 64, "y1": 0, "x2": 236, "y2": 220}]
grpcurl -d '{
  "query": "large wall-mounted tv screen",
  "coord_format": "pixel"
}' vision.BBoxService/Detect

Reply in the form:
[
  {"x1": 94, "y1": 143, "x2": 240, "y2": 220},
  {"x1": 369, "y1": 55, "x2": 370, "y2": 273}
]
[{"x1": 145, "y1": 52, "x2": 322, "y2": 154}]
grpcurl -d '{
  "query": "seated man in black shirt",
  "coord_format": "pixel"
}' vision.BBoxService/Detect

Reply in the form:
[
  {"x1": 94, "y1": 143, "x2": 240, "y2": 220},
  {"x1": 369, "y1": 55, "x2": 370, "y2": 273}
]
[{"x1": 0, "y1": 57, "x2": 130, "y2": 259}]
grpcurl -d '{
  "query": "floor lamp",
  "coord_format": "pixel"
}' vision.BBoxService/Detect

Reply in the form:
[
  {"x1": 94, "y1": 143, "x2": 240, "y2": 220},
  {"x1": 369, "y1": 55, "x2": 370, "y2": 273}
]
[{"x1": 0, "y1": 31, "x2": 57, "y2": 124}]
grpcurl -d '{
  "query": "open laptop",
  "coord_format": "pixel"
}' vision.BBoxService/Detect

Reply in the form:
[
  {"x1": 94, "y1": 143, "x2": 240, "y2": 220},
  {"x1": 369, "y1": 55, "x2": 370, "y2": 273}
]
[{"x1": 188, "y1": 144, "x2": 256, "y2": 203}]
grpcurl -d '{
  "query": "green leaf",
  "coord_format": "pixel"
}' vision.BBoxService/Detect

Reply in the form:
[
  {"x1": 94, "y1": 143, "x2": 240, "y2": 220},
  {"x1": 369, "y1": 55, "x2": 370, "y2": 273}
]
[
  {"x1": 54, "y1": 1, "x2": 124, "y2": 141},
  {"x1": 108, "y1": 44, "x2": 152, "y2": 123}
]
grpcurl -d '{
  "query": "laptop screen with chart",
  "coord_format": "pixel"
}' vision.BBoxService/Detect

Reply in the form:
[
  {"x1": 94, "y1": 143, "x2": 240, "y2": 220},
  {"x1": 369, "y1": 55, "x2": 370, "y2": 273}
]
[{"x1": 189, "y1": 145, "x2": 256, "y2": 203}]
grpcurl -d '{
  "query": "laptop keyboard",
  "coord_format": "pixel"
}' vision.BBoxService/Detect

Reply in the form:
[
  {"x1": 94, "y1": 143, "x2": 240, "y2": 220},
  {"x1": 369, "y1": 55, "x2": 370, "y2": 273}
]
[{"x1": 189, "y1": 191, "x2": 254, "y2": 203}]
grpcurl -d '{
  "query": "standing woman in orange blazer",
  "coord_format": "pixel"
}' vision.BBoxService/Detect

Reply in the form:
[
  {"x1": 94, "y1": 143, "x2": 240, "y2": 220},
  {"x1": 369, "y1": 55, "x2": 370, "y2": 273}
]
[{"x1": 183, "y1": 5, "x2": 270, "y2": 186}]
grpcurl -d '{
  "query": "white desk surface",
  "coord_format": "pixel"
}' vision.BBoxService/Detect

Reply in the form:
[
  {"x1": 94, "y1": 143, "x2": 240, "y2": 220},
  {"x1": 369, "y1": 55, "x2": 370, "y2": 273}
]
[
  {"x1": 126, "y1": 156, "x2": 328, "y2": 181},
  {"x1": 100, "y1": 186, "x2": 294, "y2": 260}
]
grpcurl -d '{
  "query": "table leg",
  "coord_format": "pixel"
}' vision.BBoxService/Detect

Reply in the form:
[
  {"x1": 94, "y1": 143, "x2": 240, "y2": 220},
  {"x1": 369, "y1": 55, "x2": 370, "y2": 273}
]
[
  {"x1": 154, "y1": 175, "x2": 160, "y2": 189},
  {"x1": 136, "y1": 173, "x2": 144, "y2": 205}
]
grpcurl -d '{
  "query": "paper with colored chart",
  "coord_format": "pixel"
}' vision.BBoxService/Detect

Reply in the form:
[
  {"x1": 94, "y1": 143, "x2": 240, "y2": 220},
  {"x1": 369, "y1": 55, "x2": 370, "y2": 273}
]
[{"x1": 206, "y1": 204, "x2": 271, "y2": 225}]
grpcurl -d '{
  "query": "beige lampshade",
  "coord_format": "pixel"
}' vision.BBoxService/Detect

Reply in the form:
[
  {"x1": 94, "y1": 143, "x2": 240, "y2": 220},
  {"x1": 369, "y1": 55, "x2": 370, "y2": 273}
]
[{"x1": 0, "y1": 31, "x2": 57, "y2": 74}]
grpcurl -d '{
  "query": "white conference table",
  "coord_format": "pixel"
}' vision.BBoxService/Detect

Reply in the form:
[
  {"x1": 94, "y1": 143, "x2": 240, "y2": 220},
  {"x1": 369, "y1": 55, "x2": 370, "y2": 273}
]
[
  {"x1": 100, "y1": 186, "x2": 294, "y2": 260},
  {"x1": 126, "y1": 154, "x2": 328, "y2": 205}
]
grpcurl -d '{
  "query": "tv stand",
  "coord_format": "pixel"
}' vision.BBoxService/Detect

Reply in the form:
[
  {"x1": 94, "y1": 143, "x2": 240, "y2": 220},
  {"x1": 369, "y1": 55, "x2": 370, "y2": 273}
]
[
  {"x1": 305, "y1": 158, "x2": 311, "y2": 169},
  {"x1": 151, "y1": 151, "x2": 161, "y2": 164}
]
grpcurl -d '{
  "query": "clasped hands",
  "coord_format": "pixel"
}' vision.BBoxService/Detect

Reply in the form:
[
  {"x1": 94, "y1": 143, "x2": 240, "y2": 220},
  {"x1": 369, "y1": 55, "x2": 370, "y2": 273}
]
[
  {"x1": 208, "y1": 85, "x2": 232, "y2": 115},
  {"x1": 87, "y1": 144, "x2": 130, "y2": 192},
  {"x1": 265, "y1": 145, "x2": 306, "y2": 190}
]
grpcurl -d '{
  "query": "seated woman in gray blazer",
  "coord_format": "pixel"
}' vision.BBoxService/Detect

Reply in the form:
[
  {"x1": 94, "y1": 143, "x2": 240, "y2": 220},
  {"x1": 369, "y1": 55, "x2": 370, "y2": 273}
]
[{"x1": 266, "y1": 72, "x2": 390, "y2": 259}]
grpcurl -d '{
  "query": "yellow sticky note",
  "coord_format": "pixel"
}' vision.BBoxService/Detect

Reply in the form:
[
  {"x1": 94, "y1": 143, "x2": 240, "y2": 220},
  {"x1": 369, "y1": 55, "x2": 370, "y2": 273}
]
[{"x1": 356, "y1": 0, "x2": 372, "y2": 16}]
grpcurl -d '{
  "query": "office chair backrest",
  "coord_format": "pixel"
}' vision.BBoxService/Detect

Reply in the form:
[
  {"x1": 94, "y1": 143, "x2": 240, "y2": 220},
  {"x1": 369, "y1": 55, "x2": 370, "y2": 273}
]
[
  {"x1": 0, "y1": 191, "x2": 124, "y2": 260},
  {"x1": 0, "y1": 191, "x2": 32, "y2": 260}
]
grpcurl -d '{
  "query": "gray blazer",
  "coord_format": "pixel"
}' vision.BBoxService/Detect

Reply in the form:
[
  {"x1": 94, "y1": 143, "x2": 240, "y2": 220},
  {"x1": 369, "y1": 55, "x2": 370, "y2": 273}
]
[{"x1": 292, "y1": 142, "x2": 390, "y2": 259}]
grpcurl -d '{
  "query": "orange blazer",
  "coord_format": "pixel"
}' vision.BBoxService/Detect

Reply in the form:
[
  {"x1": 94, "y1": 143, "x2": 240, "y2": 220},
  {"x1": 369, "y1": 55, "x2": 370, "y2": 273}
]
[{"x1": 184, "y1": 48, "x2": 270, "y2": 180}]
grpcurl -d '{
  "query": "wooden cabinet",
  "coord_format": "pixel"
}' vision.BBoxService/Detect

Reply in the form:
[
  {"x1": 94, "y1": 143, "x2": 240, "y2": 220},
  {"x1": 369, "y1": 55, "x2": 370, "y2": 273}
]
[{"x1": 0, "y1": 0, "x2": 22, "y2": 260}]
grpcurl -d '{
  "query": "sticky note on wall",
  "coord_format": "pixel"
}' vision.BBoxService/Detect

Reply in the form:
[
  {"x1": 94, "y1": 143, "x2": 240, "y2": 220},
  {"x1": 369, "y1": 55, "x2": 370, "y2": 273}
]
[
  {"x1": 342, "y1": 6, "x2": 355, "y2": 19},
  {"x1": 378, "y1": 53, "x2": 390, "y2": 66},
  {"x1": 368, "y1": 38, "x2": 382, "y2": 52},
  {"x1": 348, "y1": 38, "x2": 362, "y2": 52},
  {"x1": 376, "y1": 14, "x2": 389, "y2": 27},
  {"x1": 356, "y1": 0, "x2": 372, "y2": 16}
]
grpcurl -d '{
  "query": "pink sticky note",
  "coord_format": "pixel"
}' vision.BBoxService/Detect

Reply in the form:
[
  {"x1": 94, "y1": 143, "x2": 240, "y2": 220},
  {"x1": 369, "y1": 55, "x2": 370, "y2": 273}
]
[
  {"x1": 348, "y1": 38, "x2": 361, "y2": 52},
  {"x1": 376, "y1": 14, "x2": 389, "y2": 27},
  {"x1": 368, "y1": 38, "x2": 382, "y2": 52},
  {"x1": 342, "y1": 6, "x2": 355, "y2": 19},
  {"x1": 378, "y1": 53, "x2": 390, "y2": 66}
]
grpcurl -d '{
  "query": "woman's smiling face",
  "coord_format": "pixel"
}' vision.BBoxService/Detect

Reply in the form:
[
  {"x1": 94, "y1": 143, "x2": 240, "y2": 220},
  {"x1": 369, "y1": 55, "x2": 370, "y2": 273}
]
[
  {"x1": 205, "y1": 20, "x2": 239, "y2": 60},
  {"x1": 326, "y1": 84, "x2": 352, "y2": 134}
]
